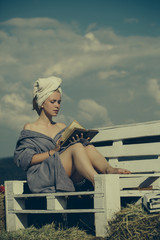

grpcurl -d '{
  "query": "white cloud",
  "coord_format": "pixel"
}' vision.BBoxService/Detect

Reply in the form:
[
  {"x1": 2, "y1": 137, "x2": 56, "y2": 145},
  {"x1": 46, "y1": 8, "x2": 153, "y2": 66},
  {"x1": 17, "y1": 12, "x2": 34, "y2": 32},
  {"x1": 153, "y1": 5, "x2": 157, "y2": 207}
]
[
  {"x1": 83, "y1": 32, "x2": 113, "y2": 52},
  {"x1": 117, "y1": 89, "x2": 135, "y2": 103},
  {"x1": 0, "y1": 94, "x2": 36, "y2": 130},
  {"x1": 53, "y1": 98, "x2": 112, "y2": 128},
  {"x1": 0, "y1": 55, "x2": 17, "y2": 64},
  {"x1": 1, "y1": 17, "x2": 160, "y2": 85},
  {"x1": 44, "y1": 63, "x2": 63, "y2": 77},
  {"x1": 2, "y1": 94, "x2": 26, "y2": 109},
  {"x1": 77, "y1": 99, "x2": 112, "y2": 127},
  {"x1": 0, "y1": 18, "x2": 63, "y2": 29},
  {"x1": 55, "y1": 114, "x2": 74, "y2": 126},
  {"x1": 98, "y1": 70, "x2": 127, "y2": 80},
  {"x1": 44, "y1": 57, "x2": 99, "y2": 80},
  {"x1": 147, "y1": 79, "x2": 160, "y2": 104}
]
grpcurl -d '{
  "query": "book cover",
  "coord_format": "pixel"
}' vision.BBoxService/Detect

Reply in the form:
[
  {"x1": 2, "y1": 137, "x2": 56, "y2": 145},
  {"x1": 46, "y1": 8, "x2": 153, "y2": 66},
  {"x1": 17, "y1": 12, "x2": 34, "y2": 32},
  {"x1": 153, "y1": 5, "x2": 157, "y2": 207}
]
[{"x1": 61, "y1": 120, "x2": 99, "y2": 147}]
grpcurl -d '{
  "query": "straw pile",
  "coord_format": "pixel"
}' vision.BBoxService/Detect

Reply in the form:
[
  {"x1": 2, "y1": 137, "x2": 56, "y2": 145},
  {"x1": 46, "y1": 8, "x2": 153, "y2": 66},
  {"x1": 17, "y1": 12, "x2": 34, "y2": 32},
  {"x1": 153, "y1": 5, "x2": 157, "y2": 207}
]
[
  {"x1": 106, "y1": 203, "x2": 160, "y2": 240},
  {"x1": 0, "y1": 192, "x2": 5, "y2": 231}
]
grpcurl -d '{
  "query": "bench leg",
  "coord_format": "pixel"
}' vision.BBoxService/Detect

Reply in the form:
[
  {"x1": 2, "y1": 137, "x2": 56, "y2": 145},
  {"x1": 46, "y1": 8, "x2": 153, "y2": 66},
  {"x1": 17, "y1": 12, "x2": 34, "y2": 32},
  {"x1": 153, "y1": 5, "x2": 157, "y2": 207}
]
[
  {"x1": 5, "y1": 181, "x2": 27, "y2": 231},
  {"x1": 94, "y1": 174, "x2": 121, "y2": 237},
  {"x1": 47, "y1": 195, "x2": 67, "y2": 210}
]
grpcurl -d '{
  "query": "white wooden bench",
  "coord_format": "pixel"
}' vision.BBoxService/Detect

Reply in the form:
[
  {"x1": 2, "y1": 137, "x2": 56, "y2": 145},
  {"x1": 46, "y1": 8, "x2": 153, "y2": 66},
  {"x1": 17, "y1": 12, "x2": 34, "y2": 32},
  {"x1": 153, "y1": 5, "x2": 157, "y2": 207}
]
[{"x1": 5, "y1": 120, "x2": 160, "y2": 237}]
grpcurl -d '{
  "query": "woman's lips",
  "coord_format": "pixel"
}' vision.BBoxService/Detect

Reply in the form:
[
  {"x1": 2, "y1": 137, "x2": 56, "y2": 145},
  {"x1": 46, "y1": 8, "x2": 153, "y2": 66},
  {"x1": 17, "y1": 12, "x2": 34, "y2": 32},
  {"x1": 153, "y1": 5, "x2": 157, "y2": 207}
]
[{"x1": 53, "y1": 109, "x2": 59, "y2": 113}]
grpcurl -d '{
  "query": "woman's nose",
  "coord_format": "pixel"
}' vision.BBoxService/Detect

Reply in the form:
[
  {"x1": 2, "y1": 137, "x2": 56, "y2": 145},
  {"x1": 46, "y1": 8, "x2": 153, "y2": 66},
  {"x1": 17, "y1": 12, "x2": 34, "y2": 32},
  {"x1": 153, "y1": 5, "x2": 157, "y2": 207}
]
[{"x1": 55, "y1": 101, "x2": 60, "y2": 107}]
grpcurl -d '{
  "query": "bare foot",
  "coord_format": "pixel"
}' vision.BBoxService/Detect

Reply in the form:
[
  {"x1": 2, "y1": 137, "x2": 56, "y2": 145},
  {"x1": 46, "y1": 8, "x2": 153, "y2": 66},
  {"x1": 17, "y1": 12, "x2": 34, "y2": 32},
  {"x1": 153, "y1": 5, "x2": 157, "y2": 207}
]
[
  {"x1": 115, "y1": 168, "x2": 131, "y2": 174},
  {"x1": 107, "y1": 167, "x2": 131, "y2": 174}
]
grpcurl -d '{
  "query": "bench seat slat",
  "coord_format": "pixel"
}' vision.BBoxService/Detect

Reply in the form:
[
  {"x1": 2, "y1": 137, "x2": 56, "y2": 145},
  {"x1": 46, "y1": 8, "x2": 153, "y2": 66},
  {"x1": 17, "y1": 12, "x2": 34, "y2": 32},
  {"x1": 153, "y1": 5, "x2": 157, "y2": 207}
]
[
  {"x1": 13, "y1": 191, "x2": 96, "y2": 198},
  {"x1": 120, "y1": 190, "x2": 160, "y2": 197},
  {"x1": 10, "y1": 209, "x2": 104, "y2": 214}
]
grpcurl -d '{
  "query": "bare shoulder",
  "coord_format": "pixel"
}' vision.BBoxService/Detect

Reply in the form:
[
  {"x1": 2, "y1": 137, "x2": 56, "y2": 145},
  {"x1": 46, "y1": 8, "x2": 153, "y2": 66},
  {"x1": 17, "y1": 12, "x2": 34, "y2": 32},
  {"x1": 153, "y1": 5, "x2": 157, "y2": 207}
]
[{"x1": 23, "y1": 122, "x2": 35, "y2": 130}]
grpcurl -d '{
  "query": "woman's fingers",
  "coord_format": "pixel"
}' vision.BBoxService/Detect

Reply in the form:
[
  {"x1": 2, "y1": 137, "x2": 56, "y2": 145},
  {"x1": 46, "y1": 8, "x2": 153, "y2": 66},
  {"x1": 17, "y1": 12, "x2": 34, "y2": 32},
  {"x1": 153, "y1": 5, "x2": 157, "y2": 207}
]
[
  {"x1": 57, "y1": 139, "x2": 61, "y2": 146},
  {"x1": 69, "y1": 134, "x2": 81, "y2": 143},
  {"x1": 69, "y1": 133, "x2": 90, "y2": 143},
  {"x1": 76, "y1": 134, "x2": 80, "y2": 140},
  {"x1": 80, "y1": 133, "x2": 83, "y2": 139},
  {"x1": 72, "y1": 134, "x2": 80, "y2": 141}
]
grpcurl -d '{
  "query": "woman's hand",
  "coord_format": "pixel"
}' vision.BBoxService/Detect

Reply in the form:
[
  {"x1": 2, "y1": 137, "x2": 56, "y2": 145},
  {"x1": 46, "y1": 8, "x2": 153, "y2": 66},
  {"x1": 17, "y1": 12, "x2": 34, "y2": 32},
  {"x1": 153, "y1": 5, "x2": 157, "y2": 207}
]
[
  {"x1": 55, "y1": 138, "x2": 62, "y2": 151},
  {"x1": 31, "y1": 138, "x2": 62, "y2": 165},
  {"x1": 50, "y1": 138, "x2": 62, "y2": 155},
  {"x1": 70, "y1": 133, "x2": 90, "y2": 143}
]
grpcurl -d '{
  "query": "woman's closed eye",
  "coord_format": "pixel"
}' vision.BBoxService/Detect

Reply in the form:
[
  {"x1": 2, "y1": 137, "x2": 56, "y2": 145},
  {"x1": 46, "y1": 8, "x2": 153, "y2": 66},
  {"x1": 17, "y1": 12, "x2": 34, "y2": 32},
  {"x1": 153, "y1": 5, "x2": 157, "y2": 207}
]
[
  {"x1": 50, "y1": 100, "x2": 61, "y2": 104},
  {"x1": 50, "y1": 100, "x2": 56, "y2": 104}
]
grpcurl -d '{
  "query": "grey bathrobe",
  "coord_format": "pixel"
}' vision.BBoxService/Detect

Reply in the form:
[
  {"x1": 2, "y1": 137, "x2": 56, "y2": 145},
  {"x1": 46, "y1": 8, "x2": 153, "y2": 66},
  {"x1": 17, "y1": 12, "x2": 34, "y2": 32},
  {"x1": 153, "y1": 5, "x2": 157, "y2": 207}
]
[{"x1": 14, "y1": 129, "x2": 75, "y2": 193}]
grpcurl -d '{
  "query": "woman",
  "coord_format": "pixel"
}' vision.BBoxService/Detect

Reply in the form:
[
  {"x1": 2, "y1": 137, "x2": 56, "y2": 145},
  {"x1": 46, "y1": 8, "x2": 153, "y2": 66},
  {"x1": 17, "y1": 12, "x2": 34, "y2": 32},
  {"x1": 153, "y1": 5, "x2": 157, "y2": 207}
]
[{"x1": 14, "y1": 76, "x2": 130, "y2": 193}]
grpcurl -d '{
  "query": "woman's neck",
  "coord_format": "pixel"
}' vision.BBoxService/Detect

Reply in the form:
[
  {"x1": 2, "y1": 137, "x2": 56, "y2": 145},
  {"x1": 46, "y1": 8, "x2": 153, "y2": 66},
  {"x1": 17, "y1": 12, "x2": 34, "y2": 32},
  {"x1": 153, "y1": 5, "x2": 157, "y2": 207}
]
[{"x1": 38, "y1": 112, "x2": 54, "y2": 126}]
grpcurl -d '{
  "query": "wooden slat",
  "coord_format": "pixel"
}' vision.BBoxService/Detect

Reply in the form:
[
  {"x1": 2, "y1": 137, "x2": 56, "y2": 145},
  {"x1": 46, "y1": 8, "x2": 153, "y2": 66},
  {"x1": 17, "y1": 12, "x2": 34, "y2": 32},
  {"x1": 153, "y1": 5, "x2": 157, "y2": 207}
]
[
  {"x1": 120, "y1": 190, "x2": 160, "y2": 197},
  {"x1": 119, "y1": 173, "x2": 160, "y2": 177},
  {"x1": 96, "y1": 142, "x2": 160, "y2": 158},
  {"x1": 93, "y1": 121, "x2": 160, "y2": 142},
  {"x1": 14, "y1": 191, "x2": 96, "y2": 198},
  {"x1": 110, "y1": 159, "x2": 160, "y2": 172},
  {"x1": 119, "y1": 174, "x2": 160, "y2": 189},
  {"x1": 11, "y1": 209, "x2": 104, "y2": 214}
]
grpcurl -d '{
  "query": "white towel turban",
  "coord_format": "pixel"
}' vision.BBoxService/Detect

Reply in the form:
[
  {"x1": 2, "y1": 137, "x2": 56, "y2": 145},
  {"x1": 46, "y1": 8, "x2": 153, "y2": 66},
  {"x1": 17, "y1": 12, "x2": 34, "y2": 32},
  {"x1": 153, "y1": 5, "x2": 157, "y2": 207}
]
[{"x1": 33, "y1": 76, "x2": 62, "y2": 108}]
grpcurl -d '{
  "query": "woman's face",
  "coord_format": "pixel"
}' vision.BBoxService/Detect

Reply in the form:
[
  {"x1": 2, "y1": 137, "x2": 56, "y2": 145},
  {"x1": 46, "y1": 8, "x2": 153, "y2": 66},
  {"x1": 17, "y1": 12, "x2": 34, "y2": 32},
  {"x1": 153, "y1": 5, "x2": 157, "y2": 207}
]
[{"x1": 42, "y1": 91, "x2": 61, "y2": 116}]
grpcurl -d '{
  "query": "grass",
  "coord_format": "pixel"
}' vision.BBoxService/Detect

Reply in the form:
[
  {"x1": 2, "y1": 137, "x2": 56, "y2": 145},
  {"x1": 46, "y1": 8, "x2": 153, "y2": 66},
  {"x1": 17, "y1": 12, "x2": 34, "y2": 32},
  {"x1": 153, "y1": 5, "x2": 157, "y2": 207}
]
[{"x1": 0, "y1": 223, "x2": 97, "y2": 240}]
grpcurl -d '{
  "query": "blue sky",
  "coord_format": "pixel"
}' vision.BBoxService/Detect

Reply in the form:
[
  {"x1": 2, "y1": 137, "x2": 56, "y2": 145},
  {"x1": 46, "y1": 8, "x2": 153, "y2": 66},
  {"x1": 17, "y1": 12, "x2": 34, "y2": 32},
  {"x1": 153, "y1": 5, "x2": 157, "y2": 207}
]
[{"x1": 0, "y1": 0, "x2": 160, "y2": 158}]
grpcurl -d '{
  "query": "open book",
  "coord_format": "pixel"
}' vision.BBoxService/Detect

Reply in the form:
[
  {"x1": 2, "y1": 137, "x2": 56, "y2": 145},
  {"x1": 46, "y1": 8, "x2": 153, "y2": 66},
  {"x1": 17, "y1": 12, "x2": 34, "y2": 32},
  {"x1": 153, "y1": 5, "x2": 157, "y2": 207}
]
[{"x1": 61, "y1": 120, "x2": 99, "y2": 147}]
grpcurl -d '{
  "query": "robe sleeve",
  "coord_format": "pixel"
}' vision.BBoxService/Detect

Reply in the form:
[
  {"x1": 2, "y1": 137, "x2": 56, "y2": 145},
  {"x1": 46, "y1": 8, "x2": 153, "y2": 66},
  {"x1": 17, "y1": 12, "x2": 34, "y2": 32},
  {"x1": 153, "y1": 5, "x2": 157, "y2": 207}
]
[{"x1": 14, "y1": 138, "x2": 38, "y2": 171}]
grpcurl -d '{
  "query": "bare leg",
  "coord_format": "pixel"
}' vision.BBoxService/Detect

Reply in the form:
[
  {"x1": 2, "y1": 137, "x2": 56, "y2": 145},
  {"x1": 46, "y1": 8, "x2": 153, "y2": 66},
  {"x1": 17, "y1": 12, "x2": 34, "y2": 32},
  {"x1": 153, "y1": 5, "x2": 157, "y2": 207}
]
[
  {"x1": 85, "y1": 144, "x2": 131, "y2": 174},
  {"x1": 60, "y1": 143, "x2": 97, "y2": 185},
  {"x1": 85, "y1": 145, "x2": 113, "y2": 173}
]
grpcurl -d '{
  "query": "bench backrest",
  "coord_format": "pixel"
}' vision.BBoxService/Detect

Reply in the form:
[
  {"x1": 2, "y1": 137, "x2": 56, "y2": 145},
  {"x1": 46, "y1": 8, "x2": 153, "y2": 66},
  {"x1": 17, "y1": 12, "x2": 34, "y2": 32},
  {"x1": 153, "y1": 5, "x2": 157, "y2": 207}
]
[{"x1": 92, "y1": 120, "x2": 160, "y2": 173}]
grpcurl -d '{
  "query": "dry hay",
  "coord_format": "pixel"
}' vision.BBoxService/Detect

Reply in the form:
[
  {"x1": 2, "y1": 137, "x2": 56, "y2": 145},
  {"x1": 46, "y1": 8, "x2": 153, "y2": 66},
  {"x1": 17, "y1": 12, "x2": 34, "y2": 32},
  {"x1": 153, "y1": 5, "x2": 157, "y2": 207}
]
[
  {"x1": 106, "y1": 203, "x2": 160, "y2": 240},
  {"x1": 0, "y1": 222, "x2": 97, "y2": 240},
  {"x1": 0, "y1": 192, "x2": 5, "y2": 231}
]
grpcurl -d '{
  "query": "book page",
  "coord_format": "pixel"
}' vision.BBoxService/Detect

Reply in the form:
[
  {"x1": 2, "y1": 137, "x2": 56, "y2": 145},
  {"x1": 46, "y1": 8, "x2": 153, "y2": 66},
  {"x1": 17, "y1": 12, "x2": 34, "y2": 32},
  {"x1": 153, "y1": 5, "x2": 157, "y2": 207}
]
[
  {"x1": 61, "y1": 120, "x2": 98, "y2": 146},
  {"x1": 61, "y1": 120, "x2": 85, "y2": 142},
  {"x1": 67, "y1": 120, "x2": 85, "y2": 131}
]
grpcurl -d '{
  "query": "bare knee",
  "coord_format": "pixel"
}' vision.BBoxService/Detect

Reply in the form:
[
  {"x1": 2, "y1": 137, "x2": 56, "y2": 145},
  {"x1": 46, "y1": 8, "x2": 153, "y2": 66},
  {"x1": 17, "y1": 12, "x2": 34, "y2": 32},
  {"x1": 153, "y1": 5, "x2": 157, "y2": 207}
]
[
  {"x1": 85, "y1": 144, "x2": 95, "y2": 154},
  {"x1": 70, "y1": 142, "x2": 84, "y2": 154}
]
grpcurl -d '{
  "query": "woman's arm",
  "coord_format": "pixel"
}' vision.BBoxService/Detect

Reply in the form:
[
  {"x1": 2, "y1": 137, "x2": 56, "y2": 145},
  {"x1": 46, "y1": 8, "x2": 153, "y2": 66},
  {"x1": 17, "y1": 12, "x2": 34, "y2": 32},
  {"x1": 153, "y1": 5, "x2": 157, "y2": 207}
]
[
  {"x1": 30, "y1": 138, "x2": 61, "y2": 165},
  {"x1": 24, "y1": 122, "x2": 66, "y2": 166},
  {"x1": 31, "y1": 150, "x2": 54, "y2": 165}
]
